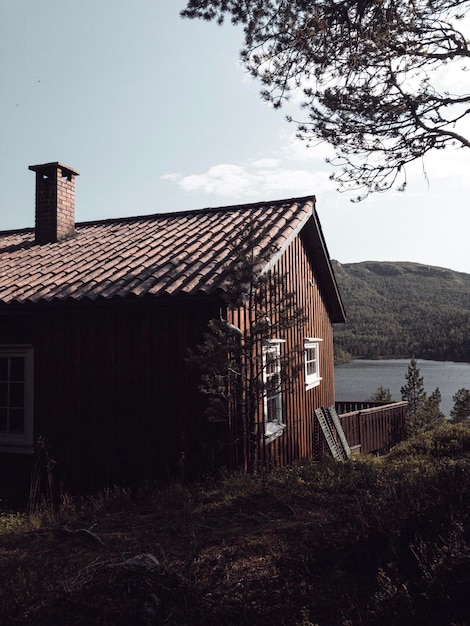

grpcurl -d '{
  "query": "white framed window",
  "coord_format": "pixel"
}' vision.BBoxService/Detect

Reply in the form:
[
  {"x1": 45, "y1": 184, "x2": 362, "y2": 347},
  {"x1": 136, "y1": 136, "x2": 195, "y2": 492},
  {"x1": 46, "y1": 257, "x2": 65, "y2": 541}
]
[
  {"x1": 262, "y1": 340, "x2": 286, "y2": 443},
  {"x1": 0, "y1": 346, "x2": 34, "y2": 453},
  {"x1": 304, "y1": 338, "x2": 323, "y2": 390}
]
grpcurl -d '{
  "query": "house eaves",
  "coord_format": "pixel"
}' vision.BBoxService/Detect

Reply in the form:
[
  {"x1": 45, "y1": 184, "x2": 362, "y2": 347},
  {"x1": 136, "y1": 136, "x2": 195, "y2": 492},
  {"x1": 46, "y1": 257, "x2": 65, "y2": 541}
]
[{"x1": 0, "y1": 195, "x2": 344, "y2": 318}]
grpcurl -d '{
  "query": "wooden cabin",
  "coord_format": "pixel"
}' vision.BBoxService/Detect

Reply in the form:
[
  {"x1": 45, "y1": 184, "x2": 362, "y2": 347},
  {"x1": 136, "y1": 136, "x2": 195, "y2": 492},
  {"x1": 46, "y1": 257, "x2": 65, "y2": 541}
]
[{"x1": 0, "y1": 162, "x2": 345, "y2": 504}]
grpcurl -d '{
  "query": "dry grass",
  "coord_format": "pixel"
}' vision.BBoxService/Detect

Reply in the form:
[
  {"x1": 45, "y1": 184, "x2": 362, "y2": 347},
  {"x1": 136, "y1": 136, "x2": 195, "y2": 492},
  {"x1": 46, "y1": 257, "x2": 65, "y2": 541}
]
[{"x1": 1, "y1": 424, "x2": 470, "y2": 625}]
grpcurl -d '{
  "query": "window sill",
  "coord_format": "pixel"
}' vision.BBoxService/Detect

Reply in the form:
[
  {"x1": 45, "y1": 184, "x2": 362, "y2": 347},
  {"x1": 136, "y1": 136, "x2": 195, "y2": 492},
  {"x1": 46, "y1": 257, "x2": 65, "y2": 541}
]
[
  {"x1": 0, "y1": 443, "x2": 34, "y2": 454},
  {"x1": 264, "y1": 421, "x2": 285, "y2": 444},
  {"x1": 305, "y1": 377, "x2": 322, "y2": 391}
]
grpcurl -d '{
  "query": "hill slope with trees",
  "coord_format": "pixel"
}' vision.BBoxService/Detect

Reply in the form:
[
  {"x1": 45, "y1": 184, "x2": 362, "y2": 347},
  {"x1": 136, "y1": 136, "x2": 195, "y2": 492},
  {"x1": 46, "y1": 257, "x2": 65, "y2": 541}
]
[{"x1": 332, "y1": 261, "x2": 470, "y2": 362}]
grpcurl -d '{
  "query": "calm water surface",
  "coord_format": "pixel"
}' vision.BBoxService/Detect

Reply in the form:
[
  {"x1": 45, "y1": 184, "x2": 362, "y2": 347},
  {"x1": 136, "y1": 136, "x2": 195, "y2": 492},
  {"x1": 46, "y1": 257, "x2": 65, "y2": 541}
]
[{"x1": 334, "y1": 359, "x2": 470, "y2": 417}]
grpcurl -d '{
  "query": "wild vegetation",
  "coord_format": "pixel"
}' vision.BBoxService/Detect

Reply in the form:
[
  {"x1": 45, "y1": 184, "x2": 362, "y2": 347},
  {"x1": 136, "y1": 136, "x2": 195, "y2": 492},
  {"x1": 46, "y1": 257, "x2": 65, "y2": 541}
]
[
  {"x1": 332, "y1": 261, "x2": 470, "y2": 362},
  {"x1": 1, "y1": 422, "x2": 470, "y2": 625}
]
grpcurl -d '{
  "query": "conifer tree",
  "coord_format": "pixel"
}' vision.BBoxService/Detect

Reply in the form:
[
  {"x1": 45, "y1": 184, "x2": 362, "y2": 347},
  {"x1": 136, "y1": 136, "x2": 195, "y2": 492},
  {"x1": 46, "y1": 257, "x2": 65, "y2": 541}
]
[
  {"x1": 401, "y1": 357, "x2": 425, "y2": 416},
  {"x1": 401, "y1": 357, "x2": 444, "y2": 435},
  {"x1": 188, "y1": 222, "x2": 306, "y2": 473},
  {"x1": 369, "y1": 385, "x2": 392, "y2": 403},
  {"x1": 425, "y1": 388, "x2": 445, "y2": 429},
  {"x1": 450, "y1": 388, "x2": 470, "y2": 422}
]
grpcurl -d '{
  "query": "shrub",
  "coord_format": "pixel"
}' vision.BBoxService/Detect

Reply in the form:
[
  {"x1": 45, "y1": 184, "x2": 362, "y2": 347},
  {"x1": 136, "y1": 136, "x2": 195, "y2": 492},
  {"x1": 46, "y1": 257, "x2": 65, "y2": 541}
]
[{"x1": 388, "y1": 421, "x2": 470, "y2": 460}]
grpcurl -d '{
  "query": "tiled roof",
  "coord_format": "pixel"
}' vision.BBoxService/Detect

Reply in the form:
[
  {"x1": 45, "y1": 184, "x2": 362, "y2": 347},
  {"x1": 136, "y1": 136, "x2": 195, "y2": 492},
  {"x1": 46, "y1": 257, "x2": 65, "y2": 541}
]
[{"x1": 0, "y1": 196, "x2": 320, "y2": 305}]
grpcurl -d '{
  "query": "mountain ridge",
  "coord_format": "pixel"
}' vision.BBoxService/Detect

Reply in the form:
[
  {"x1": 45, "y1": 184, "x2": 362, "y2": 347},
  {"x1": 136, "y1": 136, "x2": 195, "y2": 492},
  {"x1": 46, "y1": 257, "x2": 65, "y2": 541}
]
[{"x1": 331, "y1": 260, "x2": 470, "y2": 363}]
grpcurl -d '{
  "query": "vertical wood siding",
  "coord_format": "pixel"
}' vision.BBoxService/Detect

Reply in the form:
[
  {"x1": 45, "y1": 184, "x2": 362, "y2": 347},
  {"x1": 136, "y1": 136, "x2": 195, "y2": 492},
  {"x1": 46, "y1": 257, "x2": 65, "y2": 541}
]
[
  {"x1": 0, "y1": 298, "x2": 225, "y2": 498},
  {"x1": 229, "y1": 234, "x2": 338, "y2": 470}
]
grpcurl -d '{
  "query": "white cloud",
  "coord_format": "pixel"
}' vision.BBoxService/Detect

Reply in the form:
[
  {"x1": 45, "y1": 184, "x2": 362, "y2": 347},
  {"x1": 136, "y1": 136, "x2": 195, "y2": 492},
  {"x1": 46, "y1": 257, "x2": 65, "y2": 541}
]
[
  {"x1": 162, "y1": 158, "x2": 336, "y2": 200},
  {"x1": 282, "y1": 131, "x2": 336, "y2": 162},
  {"x1": 282, "y1": 121, "x2": 470, "y2": 195},
  {"x1": 251, "y1": 158, "x2": 280, "y2": 168},
  {"x1": 176, "y1": 164, "x2": 255, "y2": 195},
  {"x1": 162, "y1": 122, "x2": 469, "y2": 211},
  {"x1": 160, "y1": 173, "x2": 181, "y2": 182},
  {"x1": 399, "y1": 144, "x2": 470, "y2": 194},
  {"x1": 161, "y1": 125, "x2": 340, "y2": 203}
]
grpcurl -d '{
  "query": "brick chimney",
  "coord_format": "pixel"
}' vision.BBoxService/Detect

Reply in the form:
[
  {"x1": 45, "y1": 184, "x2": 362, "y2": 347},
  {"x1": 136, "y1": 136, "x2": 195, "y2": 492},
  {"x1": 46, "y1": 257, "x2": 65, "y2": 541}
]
[{"x1": 28, "y1": 162, "x2": 80, "y2": 243}]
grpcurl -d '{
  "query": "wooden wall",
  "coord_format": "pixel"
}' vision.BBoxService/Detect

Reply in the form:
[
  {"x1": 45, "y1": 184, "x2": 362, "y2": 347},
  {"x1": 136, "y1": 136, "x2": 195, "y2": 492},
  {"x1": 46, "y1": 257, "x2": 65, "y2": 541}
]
[
  {"x1": 0, "y1": 297, "x2": 227, "y2": 502},
  {"x1": 228, "y1": 233, "x2": 338, "y2": 470}
]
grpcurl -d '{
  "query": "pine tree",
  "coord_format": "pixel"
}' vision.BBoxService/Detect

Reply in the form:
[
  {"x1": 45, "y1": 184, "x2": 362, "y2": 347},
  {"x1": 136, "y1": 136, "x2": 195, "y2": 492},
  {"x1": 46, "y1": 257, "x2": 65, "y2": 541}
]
[
  {"x1": 401, "y1": 357, "x2": 443, "y2": 435},
  {"x1": 450, "y1": 388, "x2": 470, "y2": 422},
  {"x1": 369, "y1": 385, "x2": 392, "y2": 403},
  {"x1": 182, "y1": 0, "x2": 470, "y2": 199},
  {"x1": 188, "y1": 221, "x2": 306, "y2": 473},
  {"x1": 401, "y1": 356, "x2": 426, "y2": 418},
  {"x1": 424, "y1": 388, "x2": 445, "y2": 430}
]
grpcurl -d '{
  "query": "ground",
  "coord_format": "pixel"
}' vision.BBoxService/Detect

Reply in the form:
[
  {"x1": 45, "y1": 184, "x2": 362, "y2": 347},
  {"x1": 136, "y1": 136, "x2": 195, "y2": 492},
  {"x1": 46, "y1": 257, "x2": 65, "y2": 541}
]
[{"x1": 1, "y1": 426, "x2": 470, "y2": 625}]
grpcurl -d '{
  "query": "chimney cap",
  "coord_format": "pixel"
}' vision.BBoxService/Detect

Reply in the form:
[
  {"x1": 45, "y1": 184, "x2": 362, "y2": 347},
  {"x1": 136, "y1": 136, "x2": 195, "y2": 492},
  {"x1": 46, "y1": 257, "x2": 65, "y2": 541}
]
[{"x1": 28, "y1": 162, "x2": 80, "y2": 177}]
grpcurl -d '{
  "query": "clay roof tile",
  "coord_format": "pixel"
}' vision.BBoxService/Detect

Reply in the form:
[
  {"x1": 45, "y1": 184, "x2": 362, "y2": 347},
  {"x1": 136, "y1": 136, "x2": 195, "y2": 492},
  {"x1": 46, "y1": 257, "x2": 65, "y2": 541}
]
[{"x1": 0, "y1": 196, "x2": 318, "y2": 305}]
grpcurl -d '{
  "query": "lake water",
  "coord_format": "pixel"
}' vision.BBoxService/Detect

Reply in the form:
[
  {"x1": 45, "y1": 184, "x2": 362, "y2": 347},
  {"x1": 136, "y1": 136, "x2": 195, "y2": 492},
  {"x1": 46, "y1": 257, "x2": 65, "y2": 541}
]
[{"x1": 334, "y1": 359, "x2": 470, "y2": 417}]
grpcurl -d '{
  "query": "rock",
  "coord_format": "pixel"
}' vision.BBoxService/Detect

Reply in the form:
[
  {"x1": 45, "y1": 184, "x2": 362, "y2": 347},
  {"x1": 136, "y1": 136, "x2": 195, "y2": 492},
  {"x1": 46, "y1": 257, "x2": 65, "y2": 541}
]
[{"x1": 108, "y1": 553, "x2": 161, "y2": 573}]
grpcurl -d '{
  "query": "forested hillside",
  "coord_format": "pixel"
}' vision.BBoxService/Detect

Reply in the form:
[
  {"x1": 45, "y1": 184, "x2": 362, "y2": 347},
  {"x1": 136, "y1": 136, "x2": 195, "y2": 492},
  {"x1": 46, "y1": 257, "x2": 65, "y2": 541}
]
[{"x1": 332, "y1": 261, "x2": 470, "y2": 362}]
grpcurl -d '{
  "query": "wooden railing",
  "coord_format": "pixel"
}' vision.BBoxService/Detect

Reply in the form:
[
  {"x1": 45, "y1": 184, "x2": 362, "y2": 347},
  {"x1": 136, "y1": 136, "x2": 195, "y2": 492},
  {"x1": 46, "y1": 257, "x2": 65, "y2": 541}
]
[{"x1": 335, "y1": 401, "x2": 408, "y2": 454}]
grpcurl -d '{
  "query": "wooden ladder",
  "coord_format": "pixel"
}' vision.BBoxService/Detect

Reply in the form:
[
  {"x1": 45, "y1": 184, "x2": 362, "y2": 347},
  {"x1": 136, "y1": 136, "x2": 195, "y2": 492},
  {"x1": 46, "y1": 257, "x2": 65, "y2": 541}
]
[
  {"x1": 328, "y1": 405, "x2": 351, "y2": 459},
  {"x1": 315, "y1": 406, "x2": 351, "y2": 461}
]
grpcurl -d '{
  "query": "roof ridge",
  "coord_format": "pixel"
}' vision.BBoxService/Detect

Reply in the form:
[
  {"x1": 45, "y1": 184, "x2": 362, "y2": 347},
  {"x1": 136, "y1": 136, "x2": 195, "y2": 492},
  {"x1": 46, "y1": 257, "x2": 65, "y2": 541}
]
[
  {"x1": 0, "y1": 226, "x2": 34, "y2": 236},
  {"x1": 0, "y1": 195, "x2": 316, "y2": 235},
  {"x1": 72, "y1": 195, "x2": 316, "y2": 229}
]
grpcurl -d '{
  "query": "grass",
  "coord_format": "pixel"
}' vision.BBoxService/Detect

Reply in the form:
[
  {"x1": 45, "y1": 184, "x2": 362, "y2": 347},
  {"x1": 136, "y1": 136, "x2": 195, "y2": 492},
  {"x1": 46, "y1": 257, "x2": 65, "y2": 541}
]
[{"x1": 1, "y1": 422, "x2": 470, "y2": 625}]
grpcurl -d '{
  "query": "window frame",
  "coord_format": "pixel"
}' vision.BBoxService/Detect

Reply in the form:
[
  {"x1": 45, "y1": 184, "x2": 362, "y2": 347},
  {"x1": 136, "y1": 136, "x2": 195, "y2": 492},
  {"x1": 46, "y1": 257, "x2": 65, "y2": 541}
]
[
  {"x1": 304, "y1": 338, "x2": 323, "y2": 390},
  {"x1": 262, "y1": 339, "x2": 286, "y2": 443},
  {"x1": 0, "y1": 345, "x2": 34, "y2": 454}
]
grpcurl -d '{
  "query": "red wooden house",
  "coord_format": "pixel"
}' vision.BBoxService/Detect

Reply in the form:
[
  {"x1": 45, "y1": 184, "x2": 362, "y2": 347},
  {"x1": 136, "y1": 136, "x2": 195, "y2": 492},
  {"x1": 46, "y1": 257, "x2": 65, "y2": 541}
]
[{"x1": 0, "y1": 162, "x2": 345, "y2": 503}]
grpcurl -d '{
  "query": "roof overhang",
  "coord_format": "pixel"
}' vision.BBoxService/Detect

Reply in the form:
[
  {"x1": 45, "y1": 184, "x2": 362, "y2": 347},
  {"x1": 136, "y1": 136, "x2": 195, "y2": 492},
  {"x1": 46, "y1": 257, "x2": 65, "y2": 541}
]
[
  {"x1": 300, "y1": 208, "x2": 346, "y2": 323},
  {"x1": 262, "y1": 198, "x2": 346, "y2": 324}
]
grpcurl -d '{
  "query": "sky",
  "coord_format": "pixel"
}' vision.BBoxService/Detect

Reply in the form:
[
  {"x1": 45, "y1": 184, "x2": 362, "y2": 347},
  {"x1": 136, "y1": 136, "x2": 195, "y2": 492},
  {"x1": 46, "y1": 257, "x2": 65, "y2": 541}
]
[{"x1": 1, "y1": 0, "x2": 469, "y2": 274}]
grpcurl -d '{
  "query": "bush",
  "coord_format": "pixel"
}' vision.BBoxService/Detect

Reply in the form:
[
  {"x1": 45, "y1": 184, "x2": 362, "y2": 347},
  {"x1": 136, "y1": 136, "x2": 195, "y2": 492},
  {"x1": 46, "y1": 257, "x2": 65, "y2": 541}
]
[
  {"x1": 1, "y1": 431, "x2": 469, "y2": 625},
  {"x1": 388, "y1": 421, "x2": 470, "y2": 460}
]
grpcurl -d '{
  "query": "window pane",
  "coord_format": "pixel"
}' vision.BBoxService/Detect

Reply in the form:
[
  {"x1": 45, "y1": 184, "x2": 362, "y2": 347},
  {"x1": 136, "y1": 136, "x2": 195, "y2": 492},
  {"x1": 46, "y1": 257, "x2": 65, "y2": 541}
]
[
  {"x1": 267, "y1": 395, "x2": 282, "y2": 422},
  {"x1": 10, "y1": 357, "x2": 25, "y2": 381},
  {"x1": 267, "y1": 397, "x2": 277, "y2": 422},
  {"x1": 9, "y1": 408, "x2": 24, "y2": 434},
  {"x1": 305, "y1": 342, "x2": 320, "y2": 381},
  {"x1": 0, "y1": 358, "x2": 8, "y2": 381},
  {"x1": 266, "y1": 373, "x2": 279, "y2": 393},
  {"x1": 0, "y1": 348, "x2": 32, "y2": 446},
  {"x1": 0, "y1": 408, "x2": 7, "y2": 432},
  {"x1": 307, "y1": 360, "x2": 317, "y2": 376},
  {"x1": 10, "y1": 382, "x2": 24, "y2": 408},
  {"x1": 0, "y1": 382, "x2": 7, "y2": 407},
  {"x1": 266, "y1": 355, "x2": 276, "y2": 375},
  {"x1": 263, "y1": 343, "x2": 282, "y2": 426}
]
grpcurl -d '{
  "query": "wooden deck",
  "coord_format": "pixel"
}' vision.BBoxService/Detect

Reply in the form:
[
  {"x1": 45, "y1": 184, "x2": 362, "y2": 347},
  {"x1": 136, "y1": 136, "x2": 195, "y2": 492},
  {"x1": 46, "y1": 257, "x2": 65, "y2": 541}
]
[{"x1": 335, "y1": 401, "x2": 408, "y2": 454}]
